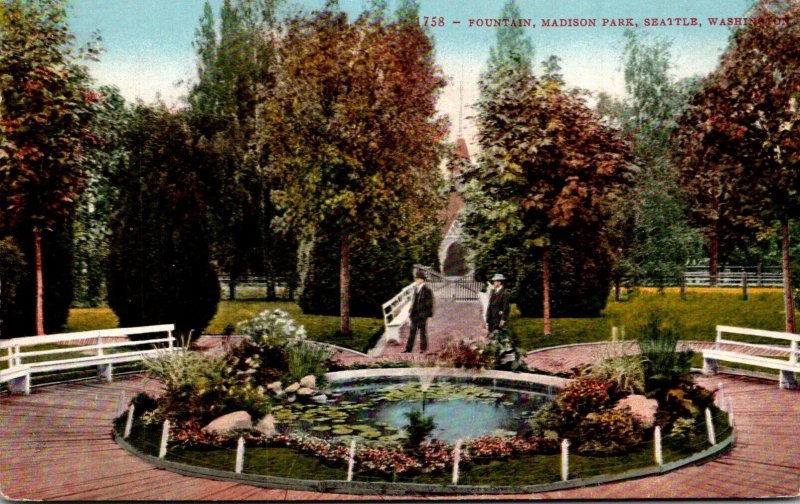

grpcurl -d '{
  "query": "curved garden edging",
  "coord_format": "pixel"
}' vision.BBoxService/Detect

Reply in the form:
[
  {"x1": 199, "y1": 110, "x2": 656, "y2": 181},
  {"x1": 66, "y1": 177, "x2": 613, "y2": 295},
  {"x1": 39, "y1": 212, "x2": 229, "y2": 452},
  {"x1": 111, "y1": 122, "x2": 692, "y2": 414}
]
[
  {"x1": 114, "y1": 430, "x2": 735, "y2": 496},
  {"x1": 114, "y1": 367, "x2": 736, "y2": 496}
]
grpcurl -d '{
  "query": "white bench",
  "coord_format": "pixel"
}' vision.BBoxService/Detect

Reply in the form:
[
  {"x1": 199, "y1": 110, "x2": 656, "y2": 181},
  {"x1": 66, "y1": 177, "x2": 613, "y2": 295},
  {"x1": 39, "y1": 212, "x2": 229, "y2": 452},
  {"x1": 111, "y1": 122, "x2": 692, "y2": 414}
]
[
  {"x1": 0, "y1": 324, "x2": 177, "y2": 394},
  {"x1": 702, "y1": 325, "x2": 800, "y2": 389}
]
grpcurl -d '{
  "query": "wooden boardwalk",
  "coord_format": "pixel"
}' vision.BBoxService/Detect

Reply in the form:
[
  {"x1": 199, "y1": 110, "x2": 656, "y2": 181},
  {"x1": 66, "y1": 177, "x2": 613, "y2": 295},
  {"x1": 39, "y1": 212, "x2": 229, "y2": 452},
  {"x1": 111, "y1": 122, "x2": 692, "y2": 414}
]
[{"x1": 2, "y1": 316, "x2": 800, "y2": 499}]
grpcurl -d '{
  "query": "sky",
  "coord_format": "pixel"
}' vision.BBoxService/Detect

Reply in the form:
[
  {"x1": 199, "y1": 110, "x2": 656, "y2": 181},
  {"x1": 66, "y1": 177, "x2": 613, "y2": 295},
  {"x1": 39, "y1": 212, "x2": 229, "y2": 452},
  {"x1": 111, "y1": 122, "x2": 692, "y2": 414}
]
[{"x1": 67, "y1": 0, "x2": 754, "y2": 153}]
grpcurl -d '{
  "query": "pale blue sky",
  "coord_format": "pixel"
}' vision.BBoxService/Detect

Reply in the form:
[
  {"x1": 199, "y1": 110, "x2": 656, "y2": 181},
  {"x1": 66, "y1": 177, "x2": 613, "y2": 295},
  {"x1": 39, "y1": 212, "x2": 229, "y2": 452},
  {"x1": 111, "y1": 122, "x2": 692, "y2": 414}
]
[{"x1": 67, "y1": 0, "x2": 753, "y2": 149}]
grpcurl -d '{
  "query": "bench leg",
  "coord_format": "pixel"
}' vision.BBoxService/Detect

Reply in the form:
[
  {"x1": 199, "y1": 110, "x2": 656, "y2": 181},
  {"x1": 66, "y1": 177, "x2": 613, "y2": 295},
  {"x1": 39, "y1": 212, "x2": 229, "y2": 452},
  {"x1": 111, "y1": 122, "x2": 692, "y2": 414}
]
[
  {"x1": 98, "y1": 363, "x2": 113, "y2": 383},
  {"x1": 9, "y1": 373, "x2": 31, "y2": 395},
  {"x1": 702, "y1": 357, "x2": 718, "y2": 375},
  {"x1": 779, "y1": 370, "x2": 797, "y2": 390}
]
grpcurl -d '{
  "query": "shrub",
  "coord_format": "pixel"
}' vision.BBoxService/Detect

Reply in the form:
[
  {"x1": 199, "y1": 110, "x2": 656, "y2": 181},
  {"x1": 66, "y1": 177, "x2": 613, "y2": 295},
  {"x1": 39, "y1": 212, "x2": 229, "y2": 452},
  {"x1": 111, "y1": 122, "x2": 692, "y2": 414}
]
[
  {"x1": 576, "y1": 408, "x2": 644, "y2": 455},
  {"x1": 439, "y1": 337, "x2": 494, "y2": 370},
  {"x1": 0, "y1": 237, "x2": 26, "y2": 338},
  {"x1": 485, "y1": 327, "x2": 528, "y2": 371},
  {"x1": 582, "y1": 354, "x2": 645, "y2": 395},
  {"x1": 283, "y1": 340, "x2": 333, "y2": 386},
  {"x1": 236, "y1": 309, "x2": 307, "y2": 346},
  {"x1": 558, "y1": 378, "x2": 615, "y2": 424},
  {"x1": 634, "y1": 313, "x2": 694, "y2": 389},
  {"x1": 404, "y1": 410, "x2": 436, "y2": 449}
]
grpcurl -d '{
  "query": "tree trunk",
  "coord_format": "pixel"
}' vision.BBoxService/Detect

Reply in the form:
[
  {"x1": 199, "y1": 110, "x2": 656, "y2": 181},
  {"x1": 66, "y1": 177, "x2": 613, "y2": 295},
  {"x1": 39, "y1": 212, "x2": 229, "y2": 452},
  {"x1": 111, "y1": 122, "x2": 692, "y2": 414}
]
[
  {"x1": 782, "y1": 219, "x2": 796, "y2": 333},
  {"x1": 228, "y1": 274, "x2": 237, "y2": 301},
  {"x1": 709, "y1": 221, "x2": 719, "y2": 288},
  {"x1": 543, "y1": 246, "x2": 552, "y2": 336},
  {"x1": 340, "y1": 236, "x2": 351, "y2": 335},
  {"x1": 34, "y1": 229, "x2": 45, "y2": 336}
]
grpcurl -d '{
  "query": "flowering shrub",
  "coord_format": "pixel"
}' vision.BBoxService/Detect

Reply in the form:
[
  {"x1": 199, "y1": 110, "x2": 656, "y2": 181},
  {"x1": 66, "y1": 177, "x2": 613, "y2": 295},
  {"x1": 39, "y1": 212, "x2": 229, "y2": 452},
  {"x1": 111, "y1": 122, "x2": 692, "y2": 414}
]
[
  {"x1": 558, "y1": 378, "x2": 615, "y2": 424},
  {"x1": 417, "y1": 440, "x2": 452, "y2": 472},
  {"x1": 440, "y1": 337, "x2": 494, "y2": 369},
  {"x1": 237, "y1": 309, "x2": 307, "y2": 346},
  {"x1": 465, "y1": 435, "x2": 558, "y2": 460},
  {"x1": 576, "y1": 409, "x2": 644, "y2": 455},
  {"x1": 357, "y1": 446, "x2": 422, "y2": 475}
]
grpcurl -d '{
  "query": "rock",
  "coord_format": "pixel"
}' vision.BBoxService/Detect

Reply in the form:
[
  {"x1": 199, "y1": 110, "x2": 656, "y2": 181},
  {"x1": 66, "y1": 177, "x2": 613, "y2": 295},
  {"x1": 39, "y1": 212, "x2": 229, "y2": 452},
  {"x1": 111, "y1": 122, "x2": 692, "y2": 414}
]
[
  {"x1": 300, "y1": 375, "x2": 317, "y2": 389},
  {"x1": 285, "y1": 382, "x2": 300, "y2": 394},
  {"x1": 202, "y1": 411, "x2": 252, "y2": 435},
  {"x1": 267, "y1": 381, "x2": 283, "y2": 394},
  {"x1": 614, "y1": 394, "x2": 658, "y2": 428},
  {"x1": 297, "y1": 387, "x2": 314, "y2": 396},
  {"x1": 310, "y1": 394, "x2": 328, "y2": 404},
  {"x1": 287, "y1": 395, "x2": 296, "y2": 403},
  {"x1": 255, "y1": 413, "x2": 277, "y2": 436}
]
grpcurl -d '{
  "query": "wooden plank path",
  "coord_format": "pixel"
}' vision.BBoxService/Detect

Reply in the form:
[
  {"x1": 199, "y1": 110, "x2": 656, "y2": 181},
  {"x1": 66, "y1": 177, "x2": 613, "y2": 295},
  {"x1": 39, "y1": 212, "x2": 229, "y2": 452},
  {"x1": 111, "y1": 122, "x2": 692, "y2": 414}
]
[{"x1": 2, "y1": 330, "x2": 800, "y2": 498}]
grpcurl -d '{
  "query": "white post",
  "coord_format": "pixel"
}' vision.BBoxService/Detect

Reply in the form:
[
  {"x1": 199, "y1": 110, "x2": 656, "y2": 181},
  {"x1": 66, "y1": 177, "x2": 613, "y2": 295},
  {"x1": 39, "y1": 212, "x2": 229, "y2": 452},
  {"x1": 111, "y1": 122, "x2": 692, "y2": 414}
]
[
  {"x1": 561, "y1": 439, "x2": 570, "y2": 481},
  {"x1": 123, "y1": 404, "x2": 135, "y2": 439},
  {"x1": 705, "y1": 408, "x2": 716, "y2": 445},
  {"x1": 97, "y1": 335, "x2": 104, "y2": 356},
  {"x1": 346, "y1": 439, "x2": 356, "y2": 482},
  {"x1": 611, "y1": 326, "x2": 618, "y2": 342},
  {"x1": 235, "y1": 436, "x2": 245, "y2": 474},
  {"x1": 727, "y1": 397, "x2": 735, "y2": 427},
  {"x1": 159, "y1": 420, "x2": 170, "y2": 458},
  {"x1": 452, "y1": 439, "x2": 463, "y2": 485},
  {"x1": 654, "y1": 426, "x2": 663, "y2": 466},
  {"x1": 117, "y1": 391, "x2": 126, "y2": 418},
  {"x1": 168, "y1": 328, "x2": 174, "y2": 352},
  {"x1": 717, "y1": 382, "x2": 725, "y2": 410},
  {"x1": 791, "y1": 340, "x2": 798, "y2": 365}
]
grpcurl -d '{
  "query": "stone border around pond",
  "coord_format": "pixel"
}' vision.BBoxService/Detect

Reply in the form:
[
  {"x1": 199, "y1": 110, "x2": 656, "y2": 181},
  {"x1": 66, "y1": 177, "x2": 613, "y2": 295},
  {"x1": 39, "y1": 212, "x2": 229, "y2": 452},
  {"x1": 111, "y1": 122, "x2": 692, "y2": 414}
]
[{"x1": 114, "y1": 368, "x2": 736, "y2": 496}]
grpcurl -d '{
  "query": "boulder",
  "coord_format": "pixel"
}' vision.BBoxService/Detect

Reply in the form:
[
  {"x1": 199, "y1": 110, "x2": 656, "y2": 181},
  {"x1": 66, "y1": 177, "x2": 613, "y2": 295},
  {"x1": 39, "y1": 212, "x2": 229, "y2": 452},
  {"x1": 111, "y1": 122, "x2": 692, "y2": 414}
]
[
  {"x1": 255, "y1": 413, "x2": 277, "y2": 437},
  {"x1": 202, "y1": 411, "x2": 252, "y2": 435},
  {"x1": 285, "y1": 382, "x2": 300, "y2": 394},
  {"x1": 300, "y1": 375, "x2": 317, "y2": 389},
  {"x1": 297, "y1": 387, "x2": 314, "y2": 396},
  {"x1": 267, "y1": 381, "x2": 283, "y2": 394},
  {"x1": 310, "y1": 394, "x2": 328, "y2": 404},
  {"x1": 614, "y1": 394, "x2": 658, "y2": 428}
]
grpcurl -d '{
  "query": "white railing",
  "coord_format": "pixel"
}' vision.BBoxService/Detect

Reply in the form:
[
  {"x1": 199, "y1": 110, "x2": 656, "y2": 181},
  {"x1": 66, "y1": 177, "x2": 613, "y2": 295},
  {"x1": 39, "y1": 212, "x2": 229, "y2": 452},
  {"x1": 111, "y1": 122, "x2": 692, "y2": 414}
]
[
  {"x1": 380, "y1": 283, "x2": 415, "y2": 344},
  {"x1": 683, "y1": 271, "x2": 783, "y2": 288},
  {"x1": 703, "y1": 325, "x2": 800, "y2": 389},
  {"x1": 0, "y1": 324, "x2": 177, "y2": 394}
]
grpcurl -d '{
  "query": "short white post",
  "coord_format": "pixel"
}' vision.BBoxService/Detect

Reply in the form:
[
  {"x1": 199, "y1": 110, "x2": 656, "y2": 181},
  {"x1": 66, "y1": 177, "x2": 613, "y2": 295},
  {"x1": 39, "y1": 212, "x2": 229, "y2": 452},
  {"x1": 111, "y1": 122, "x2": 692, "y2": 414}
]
[
  {"x1": 117, "y1": 391, "x2": 127, "y2": 418},
  {"x1": 235, "y1": 436, "x2": 245, "y2": 474},
  {"x1": 611, "y1": 326, "x2": 618, "y2": 342},
  {"x1": 654, "y1": 426, "x2": 663, "y2": 466},
  {"x1": 452, "y1": 438, "x2": 463, "y2": 485},
  {"x1": 123, "y1": 404, "x2": 135, "y2": 439},
  {"x1": 159, "y1": 420, "x2": 170, "y2": 458},
  {"x1": 717, "y1": 382, "x2": 725, "y2": 410},
  {"x1": 346, "y1": 439, "x2": 356, "y2": 482},
  {"x1": 561, "y1": 439, "x2": 570, "y2": 481},
  {"x1": 705, "y1": 408, "x2": 716, "y2": 445},
  {"x1": 727, "y1": 397, "x2": 735, "y2": 427}
]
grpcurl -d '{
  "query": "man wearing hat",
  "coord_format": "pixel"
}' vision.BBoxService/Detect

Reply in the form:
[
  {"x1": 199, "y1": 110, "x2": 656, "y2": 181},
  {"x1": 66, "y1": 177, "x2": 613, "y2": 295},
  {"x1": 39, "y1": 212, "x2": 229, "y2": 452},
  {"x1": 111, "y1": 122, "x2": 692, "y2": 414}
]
[
  {"x1": 404, "y1": 270, "x2": 434, "y2": 353},
  {"x1": 486, "y1": 274, "x2": 510, "y2": 333}
]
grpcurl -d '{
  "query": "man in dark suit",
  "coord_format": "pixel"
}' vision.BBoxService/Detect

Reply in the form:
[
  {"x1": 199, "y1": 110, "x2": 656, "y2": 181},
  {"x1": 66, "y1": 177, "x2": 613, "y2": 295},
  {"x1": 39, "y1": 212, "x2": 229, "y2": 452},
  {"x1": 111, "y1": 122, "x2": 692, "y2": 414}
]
[
  {"x1": 486, "y1": 273, "x2": 510, "y2": 333},
  {"x1": 403, "y1": 270, "x2": 434, "y2": 353}
]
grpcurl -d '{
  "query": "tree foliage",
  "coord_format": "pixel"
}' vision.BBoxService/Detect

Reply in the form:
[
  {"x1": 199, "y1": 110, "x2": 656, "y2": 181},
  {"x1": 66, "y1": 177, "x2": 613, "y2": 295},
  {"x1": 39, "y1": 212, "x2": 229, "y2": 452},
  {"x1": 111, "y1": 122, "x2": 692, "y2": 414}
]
[
  {"x1": 264, "y1": 3, "x2": 447, "y2": 330},
  {"x1": 107, "y1": 105, "x2": 220, "y2": 341}
]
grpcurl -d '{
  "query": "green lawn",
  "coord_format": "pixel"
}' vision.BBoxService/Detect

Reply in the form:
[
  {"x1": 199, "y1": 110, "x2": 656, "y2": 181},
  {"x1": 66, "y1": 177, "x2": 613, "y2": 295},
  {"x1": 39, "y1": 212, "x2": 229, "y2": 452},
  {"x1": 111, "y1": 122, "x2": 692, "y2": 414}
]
[
  {"x1": 509, "y1": 287, "x2": 787, "y2": 351},
  {"x1": 67, "y1": 301, "x2": 384, "y2": 353},
  {"x1": 65, "y1": 287, "x2": 788, "y2": 354}
]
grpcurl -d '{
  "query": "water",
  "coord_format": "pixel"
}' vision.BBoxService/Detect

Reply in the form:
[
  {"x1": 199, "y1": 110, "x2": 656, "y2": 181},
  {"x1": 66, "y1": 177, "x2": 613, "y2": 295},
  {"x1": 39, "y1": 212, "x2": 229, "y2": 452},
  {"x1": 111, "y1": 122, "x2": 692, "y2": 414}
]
[{"x1": 272, "y1": 381, "x2": 550, "y2": 443}]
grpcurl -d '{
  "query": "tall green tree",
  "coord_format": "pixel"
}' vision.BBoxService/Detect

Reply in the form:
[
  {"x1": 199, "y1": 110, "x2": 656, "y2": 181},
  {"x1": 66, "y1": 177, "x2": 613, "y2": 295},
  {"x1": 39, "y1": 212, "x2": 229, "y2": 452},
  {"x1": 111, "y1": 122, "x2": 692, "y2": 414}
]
[
  {"x1": 107, "y1": 105, "x2": 220, "y2": 341},
  {"x1": 613, "y1": 31, "x2": 703, "y2": 286},
  {"x1": 264, "y1": 3, "x2": 447, "y2": 334},
  {"x1": 0, "y1": 0, "x2": 100, "y2": 334}
]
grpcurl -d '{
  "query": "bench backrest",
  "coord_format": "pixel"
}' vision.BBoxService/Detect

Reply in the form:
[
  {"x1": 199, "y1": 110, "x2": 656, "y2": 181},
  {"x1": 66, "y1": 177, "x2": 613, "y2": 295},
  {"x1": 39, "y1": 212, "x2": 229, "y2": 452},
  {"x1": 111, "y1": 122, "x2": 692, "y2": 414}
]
[
  {"x1": 716, "y1": 325, "x2": 799, "y2": 364},
  {"x1": 0, "y1": 324, "x2": 176, "y2": 368}
]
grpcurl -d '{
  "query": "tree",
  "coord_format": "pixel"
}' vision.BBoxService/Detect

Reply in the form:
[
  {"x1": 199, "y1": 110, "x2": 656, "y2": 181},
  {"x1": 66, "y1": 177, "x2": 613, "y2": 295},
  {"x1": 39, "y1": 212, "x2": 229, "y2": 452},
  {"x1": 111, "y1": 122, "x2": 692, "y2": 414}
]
[
  {"x1": 674, "y1": 0, "x2": 800, "y2": 331},
  {"x1": 264, "y1": 3, "x2": 447, "y2": 334},
  {"x1": 0, "y1": 0, "x2": 100, "y2": 334},
  {"x1": 461, "y1": 0, "x2": 632, "y2": 335},
  {"x1": 107, "y1": 105, "x2": 220, "y2": 341},
  {"x1": 612, "y1": 30, "x2": 703, "y2": 287}
]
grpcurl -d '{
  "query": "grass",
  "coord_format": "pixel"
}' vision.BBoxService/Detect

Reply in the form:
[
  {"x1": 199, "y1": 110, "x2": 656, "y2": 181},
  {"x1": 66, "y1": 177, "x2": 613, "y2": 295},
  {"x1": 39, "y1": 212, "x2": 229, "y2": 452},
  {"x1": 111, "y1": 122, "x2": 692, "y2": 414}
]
[
  {"x1": 509, "y1": 287, "x2": 788, "y2": 351},
  {"x1": 65, "y1": 287, "x2": 788, "y2": 354},
  {"x1": 66, "y1": 301, "x2": 384, "y2": 353}
]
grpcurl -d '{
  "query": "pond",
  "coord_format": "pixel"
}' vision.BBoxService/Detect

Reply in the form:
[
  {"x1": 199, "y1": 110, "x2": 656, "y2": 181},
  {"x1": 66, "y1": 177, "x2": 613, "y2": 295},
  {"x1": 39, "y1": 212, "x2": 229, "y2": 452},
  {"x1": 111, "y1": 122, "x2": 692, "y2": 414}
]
[{"x1": 271, "y1": 380, "x2": 550, "y2": 444}]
